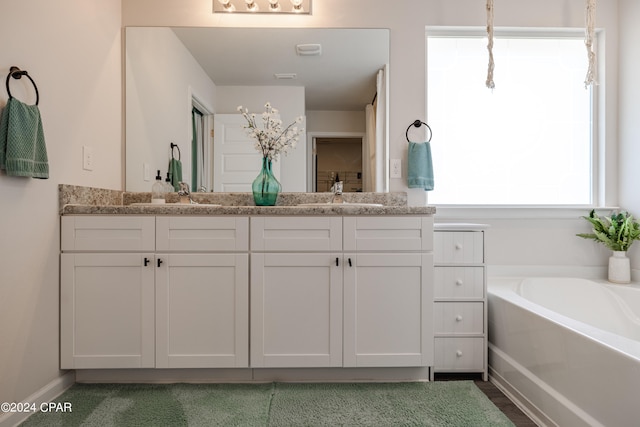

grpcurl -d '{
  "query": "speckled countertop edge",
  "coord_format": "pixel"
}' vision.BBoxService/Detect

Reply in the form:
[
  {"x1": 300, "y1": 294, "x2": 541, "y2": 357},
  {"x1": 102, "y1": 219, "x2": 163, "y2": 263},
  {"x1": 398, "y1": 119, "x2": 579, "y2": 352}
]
[
  {"x1": 61, "y1": 204, "x2": 436, "y2": 216},
  {"x1": 59, "y1": 184, "x2": 436, "y2": 216}
]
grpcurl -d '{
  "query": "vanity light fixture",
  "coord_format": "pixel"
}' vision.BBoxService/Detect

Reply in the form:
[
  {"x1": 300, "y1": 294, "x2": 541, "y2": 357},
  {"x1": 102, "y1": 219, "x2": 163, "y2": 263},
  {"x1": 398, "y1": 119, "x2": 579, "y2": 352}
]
[{"x1": 213, "y1": 0, "x2": 311, "y2": 14}]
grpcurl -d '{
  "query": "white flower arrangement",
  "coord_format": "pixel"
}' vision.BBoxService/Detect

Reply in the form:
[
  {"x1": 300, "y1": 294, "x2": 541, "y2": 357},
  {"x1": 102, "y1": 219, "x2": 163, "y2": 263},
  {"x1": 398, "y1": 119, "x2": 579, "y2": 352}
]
[{"x1": 237, "y1": 103, "x2": 305, "y2": 161}]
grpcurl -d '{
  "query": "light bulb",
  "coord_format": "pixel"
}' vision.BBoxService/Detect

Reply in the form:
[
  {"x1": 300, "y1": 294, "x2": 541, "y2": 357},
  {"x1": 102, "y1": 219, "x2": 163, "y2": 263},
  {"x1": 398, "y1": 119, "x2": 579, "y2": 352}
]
[
  {"x1": 245, "y1": 0, "x2": 258, "y2": 11},
  {"x1": 217, "y1": 0, "x2": 233, "y2": 10},
  {"x1": 268, "y1": 0, "x2": 281, "y2": 11},
  {"x1": 290, "y1": 0, "x2": 304, "y2": 11}
]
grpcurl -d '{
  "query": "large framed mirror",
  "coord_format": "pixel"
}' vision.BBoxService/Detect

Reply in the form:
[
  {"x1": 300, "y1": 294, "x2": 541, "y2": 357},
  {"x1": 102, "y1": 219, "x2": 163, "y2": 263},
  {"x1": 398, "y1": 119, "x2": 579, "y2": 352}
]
[{"x1": 125, "y1": 27, "x2": 389, "y2": 193}]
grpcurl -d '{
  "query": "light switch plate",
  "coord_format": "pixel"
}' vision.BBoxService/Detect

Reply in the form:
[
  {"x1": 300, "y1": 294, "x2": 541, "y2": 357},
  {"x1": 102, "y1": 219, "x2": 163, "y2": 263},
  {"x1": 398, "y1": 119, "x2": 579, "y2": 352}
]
[{"x1": 82, "y1": 146, "x2": 93, "y2": 171}]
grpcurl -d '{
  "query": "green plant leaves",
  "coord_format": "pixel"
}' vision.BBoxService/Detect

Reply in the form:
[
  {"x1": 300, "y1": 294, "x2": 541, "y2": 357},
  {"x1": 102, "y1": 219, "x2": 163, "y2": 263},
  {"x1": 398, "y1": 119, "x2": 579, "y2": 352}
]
[{"x1": 577, "y1": 209, "x2": 640, "y2": 251}]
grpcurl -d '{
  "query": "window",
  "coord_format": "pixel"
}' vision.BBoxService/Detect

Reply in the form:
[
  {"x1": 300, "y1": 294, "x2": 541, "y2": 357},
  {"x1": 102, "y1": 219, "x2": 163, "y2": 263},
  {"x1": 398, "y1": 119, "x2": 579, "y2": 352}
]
[{"x1": 427, "y1": 32, "x2": 593, "y2": 205}]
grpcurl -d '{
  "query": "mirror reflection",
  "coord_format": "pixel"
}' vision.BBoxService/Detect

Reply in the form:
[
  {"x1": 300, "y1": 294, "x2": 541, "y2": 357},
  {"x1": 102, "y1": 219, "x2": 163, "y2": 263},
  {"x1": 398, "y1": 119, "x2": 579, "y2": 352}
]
[{"x1": 125, "y1": 27, "x2": 389, "y2": 193}]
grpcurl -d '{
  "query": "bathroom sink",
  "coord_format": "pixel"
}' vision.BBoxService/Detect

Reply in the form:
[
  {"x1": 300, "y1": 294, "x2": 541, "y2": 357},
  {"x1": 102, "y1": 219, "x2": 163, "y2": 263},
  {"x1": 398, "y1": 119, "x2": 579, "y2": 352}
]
[{"x1": 296, "y1": 202, "x2": 384, "y2": 207}]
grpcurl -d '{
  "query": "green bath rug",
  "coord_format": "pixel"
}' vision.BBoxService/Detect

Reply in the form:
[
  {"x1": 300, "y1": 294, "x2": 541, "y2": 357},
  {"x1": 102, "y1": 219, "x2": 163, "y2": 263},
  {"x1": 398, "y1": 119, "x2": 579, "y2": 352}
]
[{"x1": 20, "y1": 381, "x2": 514, "y2": 426}]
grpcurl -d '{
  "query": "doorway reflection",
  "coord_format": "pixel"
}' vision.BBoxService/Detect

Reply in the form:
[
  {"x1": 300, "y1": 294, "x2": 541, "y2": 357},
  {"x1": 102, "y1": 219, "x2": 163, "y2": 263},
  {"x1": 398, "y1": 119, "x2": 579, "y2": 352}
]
[{"x1": 314, "y1": 137, "x2": 363, "y2": 192}]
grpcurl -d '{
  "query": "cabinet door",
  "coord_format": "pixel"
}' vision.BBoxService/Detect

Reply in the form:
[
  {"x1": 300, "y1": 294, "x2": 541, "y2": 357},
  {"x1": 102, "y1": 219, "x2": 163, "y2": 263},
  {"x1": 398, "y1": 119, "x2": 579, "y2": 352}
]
[
  {"x1": 251, "y1": 253, "x2": 343, "y2": 367},
  {"x1": 155, "y1": 254, "x2": 249, "y2": 368},
  {"x1": 343, "y1": 253, "x2": 434, "y2": 367},
  {"x1": 60, "y1": 253, "x2": 155, "y2": 369}
]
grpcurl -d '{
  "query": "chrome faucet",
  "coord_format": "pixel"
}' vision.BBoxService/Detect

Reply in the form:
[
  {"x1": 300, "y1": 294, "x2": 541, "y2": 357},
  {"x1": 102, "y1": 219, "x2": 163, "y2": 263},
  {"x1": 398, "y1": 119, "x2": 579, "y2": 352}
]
[
  {"x1": 178, "y1": 182, "x2": 194, "y2": 204},
  {"x1": 331, "y1": 181, "x2": 344, "y2": 204}
]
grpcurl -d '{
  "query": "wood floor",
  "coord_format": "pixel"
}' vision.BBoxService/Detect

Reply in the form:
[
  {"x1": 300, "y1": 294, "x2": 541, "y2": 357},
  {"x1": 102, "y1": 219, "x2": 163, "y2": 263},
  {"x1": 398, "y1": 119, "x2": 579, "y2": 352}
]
[{"x1": 435, "y1": 374, "x2": 537, "y2": 426}]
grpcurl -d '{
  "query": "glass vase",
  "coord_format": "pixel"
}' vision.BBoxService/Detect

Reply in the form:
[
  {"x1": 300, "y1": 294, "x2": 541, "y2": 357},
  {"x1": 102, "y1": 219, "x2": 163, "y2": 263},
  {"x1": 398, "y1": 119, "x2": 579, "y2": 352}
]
[{"x1": 252, "y1": 157, "x2": 281, "y2": 206}]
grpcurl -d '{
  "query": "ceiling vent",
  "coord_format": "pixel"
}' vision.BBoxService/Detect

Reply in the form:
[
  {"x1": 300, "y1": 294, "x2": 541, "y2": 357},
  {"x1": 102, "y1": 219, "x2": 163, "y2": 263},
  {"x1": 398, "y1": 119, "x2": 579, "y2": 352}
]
[
  {"x1": 295, "y1": 43, "x2": 322, "y2": 56},
  {"x1": 274, "y1": 73, "x2": 297, "y2": 80}
]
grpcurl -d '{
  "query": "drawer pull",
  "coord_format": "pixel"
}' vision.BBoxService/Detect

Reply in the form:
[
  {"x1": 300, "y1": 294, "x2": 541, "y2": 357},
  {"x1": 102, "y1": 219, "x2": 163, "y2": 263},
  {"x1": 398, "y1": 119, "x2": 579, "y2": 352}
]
[
  {"x1": 456, "y1": 350, "x2": 463, "y2": 357},
  {"x1": 455, "y1": 243, "x2": 463, "y2": 250},
  {"x1": 455, "y1": 315, "x2": 463, "y2": 322},
  {"x1": 455, "y1": 279, "x2": 463, "y2": 286}
]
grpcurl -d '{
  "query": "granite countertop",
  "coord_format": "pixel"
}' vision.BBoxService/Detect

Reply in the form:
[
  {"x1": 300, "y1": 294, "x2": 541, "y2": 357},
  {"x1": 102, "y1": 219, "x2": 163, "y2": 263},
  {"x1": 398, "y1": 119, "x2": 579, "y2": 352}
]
[
  {"x1": 59, "y1": 184, "x2": 436, "y2": 216},
  {"x1": 61, "y1": 204, "x2": 436, "y2": 216}
]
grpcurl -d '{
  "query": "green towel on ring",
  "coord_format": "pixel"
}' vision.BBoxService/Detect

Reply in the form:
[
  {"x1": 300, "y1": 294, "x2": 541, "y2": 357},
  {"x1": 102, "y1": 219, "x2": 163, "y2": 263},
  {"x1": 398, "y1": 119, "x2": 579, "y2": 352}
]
[
  {"x1": 0, "y1": 97, "x2": 49, "y2": 178},
  {"x1": 407, "y1": 141, "x2": 433, "y2": 191},
  {"x1": 169, "y1": 157, "x2": 182, "y2": 191}
]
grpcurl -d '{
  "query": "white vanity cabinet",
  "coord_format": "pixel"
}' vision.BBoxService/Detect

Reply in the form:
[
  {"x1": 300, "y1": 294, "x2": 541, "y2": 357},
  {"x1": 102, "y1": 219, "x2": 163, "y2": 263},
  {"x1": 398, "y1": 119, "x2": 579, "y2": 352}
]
[
  {"x1": 250, "y1": 217, "x2": 343, "y2": 367},
  {"x1": 250, "y1": 216, "x2": 434, "y2": 368},
  {"x1": 432, "y1": 224, "x2": 488, "y2": 380},
  {"x1": 343, "y1": 216, "x2": 433, "y2": 367},
  {"x1": 60, "y1": 216, "x2": 249, "y2": 369}
]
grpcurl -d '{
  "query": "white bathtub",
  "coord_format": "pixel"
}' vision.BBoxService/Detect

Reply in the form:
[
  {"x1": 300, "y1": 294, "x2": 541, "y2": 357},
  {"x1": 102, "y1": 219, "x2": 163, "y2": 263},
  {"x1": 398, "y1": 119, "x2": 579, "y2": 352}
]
[{"x1": 488, "y1": 277, "x2": 640, "y2": 427}]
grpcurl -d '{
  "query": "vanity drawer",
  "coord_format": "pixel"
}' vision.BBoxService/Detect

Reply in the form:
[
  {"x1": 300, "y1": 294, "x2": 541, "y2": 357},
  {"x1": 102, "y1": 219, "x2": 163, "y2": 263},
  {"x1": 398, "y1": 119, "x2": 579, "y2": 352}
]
[
  {"x1": 434, "y1": 231, "x2": 483, "y2": 264},
  {"x1": 434, "y1": 302, "x2": 484, "y2": 335},
  {"x1": 156, "y1": 216, "x2": 248, "y2": 252},
  {"x1": 251, "y1": 217, "x2": 342, "y2": 252},
  {"x1": 61, "y1": 216, "x2": 155, "y2": 252},
  {"x1": 434, "y1": 337, "x2": 485, "y2": 371},
  {"x1": 343, "y1": 216, "x2": 433, "y2": 252},
  {"x1": 434, "y1": 267, "x2": 484, "y2": 299}
]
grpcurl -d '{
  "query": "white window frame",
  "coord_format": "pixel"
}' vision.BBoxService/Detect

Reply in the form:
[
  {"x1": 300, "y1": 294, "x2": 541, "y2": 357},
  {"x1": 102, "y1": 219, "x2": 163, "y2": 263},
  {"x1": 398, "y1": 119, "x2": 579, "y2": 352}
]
[{"x1": 425, "y1": 27, "x2": 615, "y2": 219}]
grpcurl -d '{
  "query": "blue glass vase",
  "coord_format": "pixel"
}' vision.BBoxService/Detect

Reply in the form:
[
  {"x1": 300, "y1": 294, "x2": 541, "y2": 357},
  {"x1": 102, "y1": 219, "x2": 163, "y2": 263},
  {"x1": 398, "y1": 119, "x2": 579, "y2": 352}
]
[{"x1": 252, "y1": 157, "x2": 281, "y2": 206}]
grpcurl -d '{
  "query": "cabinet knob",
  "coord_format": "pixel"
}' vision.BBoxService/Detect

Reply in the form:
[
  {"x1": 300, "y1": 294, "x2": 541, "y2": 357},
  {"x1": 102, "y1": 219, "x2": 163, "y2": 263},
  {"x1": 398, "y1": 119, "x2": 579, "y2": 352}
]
[
  {"x1": 455, "y1": 279, "x2": 463, "y2": 286},
  {"x1": 456, "y1": 350, "x2": 463, "y2": 357},
  {"x1": 455, "y1": 243, "x2": 463, "y2": 250},
  {"x1": 455, "y1": 315, "x2": 463, "y2": 322},
  {"x1": 144, "y1": 257, "x2": 150, "y2": 266},
  {"x1": 157, "y1": 258, "x2": 163, "y2": 267}
]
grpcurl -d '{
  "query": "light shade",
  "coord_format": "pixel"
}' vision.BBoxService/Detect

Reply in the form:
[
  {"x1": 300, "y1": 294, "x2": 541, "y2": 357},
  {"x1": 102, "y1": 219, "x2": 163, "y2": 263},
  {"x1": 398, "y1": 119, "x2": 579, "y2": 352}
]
[{"x1": 213, "y1": 0, "x2": 311, "y2": 14}]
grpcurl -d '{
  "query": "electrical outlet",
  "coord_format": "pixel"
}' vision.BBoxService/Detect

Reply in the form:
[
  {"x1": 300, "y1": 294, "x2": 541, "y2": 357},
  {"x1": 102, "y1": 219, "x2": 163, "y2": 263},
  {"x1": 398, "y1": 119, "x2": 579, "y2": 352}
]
[
  {"x1": 82, "y1": 146, "x2": 94, "y2": 171},
  {"x1": 391, "y1": 159, "x2": 402, "y2": 178}
]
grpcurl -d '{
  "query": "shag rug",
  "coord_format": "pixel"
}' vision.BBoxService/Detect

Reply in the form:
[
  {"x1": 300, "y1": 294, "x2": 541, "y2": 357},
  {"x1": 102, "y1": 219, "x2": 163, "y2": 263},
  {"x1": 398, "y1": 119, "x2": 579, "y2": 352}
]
[{"x1": 20, "y1": 381, "x2": 514, "y2": 426}]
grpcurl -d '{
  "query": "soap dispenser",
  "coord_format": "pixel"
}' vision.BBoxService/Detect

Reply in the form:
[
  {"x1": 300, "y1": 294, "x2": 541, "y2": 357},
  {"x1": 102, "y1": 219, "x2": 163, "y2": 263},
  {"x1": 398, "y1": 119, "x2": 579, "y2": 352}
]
[
  {"x1": 164, "y1": 172, "x2": 174, "y2": 195},
  {"x1": 151, "y1": 170, "x2": 166, "y2": 204}
]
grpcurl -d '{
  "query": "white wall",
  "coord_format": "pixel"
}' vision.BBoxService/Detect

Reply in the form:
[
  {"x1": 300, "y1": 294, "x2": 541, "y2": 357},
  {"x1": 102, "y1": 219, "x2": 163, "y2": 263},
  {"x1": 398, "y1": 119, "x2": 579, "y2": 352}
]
[
  {"x1": 126, "y1": 27, "x2": 217, "y2": 192},
  {"x1": 306, "y1": 111, "x2": 365, "y2": 133},
  {"x1": 123, "y1": 0, "x2": 621, "y2": 271},
  {"x1": 216, "y1": 85, "x2": 306, "y2": 191},
  {"x1": 0, "y1": 0, "x2": 121, "y2": 411}
]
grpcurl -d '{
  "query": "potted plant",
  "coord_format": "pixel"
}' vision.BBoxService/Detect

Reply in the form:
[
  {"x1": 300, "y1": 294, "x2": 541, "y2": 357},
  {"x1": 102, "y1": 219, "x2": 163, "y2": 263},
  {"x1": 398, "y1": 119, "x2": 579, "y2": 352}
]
[{"x1": 577, "y1": 209, "x2": 640, "y2": 283}]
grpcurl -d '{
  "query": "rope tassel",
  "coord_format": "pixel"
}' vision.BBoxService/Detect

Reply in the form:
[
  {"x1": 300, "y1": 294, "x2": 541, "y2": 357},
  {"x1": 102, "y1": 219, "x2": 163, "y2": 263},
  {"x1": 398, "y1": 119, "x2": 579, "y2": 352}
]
[
  {"x1": 486, "y1": 0, "x2": 495, "y2": 89},
  {"x1": 584, "y1": 0, "x2": 597, "y2": 87}
]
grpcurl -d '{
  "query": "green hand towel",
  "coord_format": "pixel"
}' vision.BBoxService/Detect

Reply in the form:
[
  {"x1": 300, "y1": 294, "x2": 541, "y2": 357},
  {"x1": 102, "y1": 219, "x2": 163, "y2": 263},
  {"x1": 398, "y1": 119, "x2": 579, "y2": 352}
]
[
  {"x1": 169, "y1": 157, "x2": 182, "y2": 191},
  {"x1": 0, "y1": 97, "x2": 49, "y2": 179},
  {"x1": 407, "y1": 141, "x2": 434, "y2": 191}
]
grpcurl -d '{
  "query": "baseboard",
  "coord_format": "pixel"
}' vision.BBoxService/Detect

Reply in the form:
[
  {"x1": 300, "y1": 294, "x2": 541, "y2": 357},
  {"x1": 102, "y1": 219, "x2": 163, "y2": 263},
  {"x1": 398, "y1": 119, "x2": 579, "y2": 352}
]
[
  {"x1": 488, "y1": 344, "x2": 604, "y2": 427},
  {"x1": 0, "y1": 371, "x2": 75, "y2": 427},
  {"x1": 75, "y1": 367, "x2": 431, "y2": 384},
  {"x1": 488, "y1": 366, "x2": 553, "y2": 427}
]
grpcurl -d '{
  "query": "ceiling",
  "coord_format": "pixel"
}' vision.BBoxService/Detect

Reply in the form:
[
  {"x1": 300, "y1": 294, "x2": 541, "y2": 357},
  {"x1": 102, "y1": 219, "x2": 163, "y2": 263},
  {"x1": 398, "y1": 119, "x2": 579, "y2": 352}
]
[{"x1": 171, "y1": 27, "x2": 389, "y2": 111}]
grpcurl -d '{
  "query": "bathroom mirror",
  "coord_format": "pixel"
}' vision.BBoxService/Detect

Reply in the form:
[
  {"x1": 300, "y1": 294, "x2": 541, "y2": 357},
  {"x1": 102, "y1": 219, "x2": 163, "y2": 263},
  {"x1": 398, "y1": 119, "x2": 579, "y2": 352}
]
[{"x1": 125, "y1": 27, "x2": 389, "y2": 192}]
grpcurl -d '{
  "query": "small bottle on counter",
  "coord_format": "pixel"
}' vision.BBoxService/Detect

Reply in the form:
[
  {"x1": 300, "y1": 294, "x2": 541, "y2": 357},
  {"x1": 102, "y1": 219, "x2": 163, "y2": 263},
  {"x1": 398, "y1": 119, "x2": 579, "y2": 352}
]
[
  {"x1": 151, "y1": 170, "x2": 166, "y2": 204},
  {"x1": 164, "y1": 172, "x2": 174, "y2": 194}
]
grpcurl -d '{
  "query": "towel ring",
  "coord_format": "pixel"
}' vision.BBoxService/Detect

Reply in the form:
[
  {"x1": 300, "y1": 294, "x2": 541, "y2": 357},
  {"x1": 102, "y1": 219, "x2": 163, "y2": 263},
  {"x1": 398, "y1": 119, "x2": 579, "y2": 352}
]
[
  {"x1": 5, "y1": 66, "x2": 39, "y2": 105},
  {"x1": 406, "y1": 120, "x2": 432, "y2": 143},
  {"x1": 170, "y1": 142, "x2": 181, "y2": 160}
]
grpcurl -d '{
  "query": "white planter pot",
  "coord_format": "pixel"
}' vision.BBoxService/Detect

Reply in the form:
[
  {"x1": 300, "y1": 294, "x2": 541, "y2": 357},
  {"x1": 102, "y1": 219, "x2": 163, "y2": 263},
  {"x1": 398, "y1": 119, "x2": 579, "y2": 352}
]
[{"x1": 609, "y1": 251, "x2": 631, "y2": 284}]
